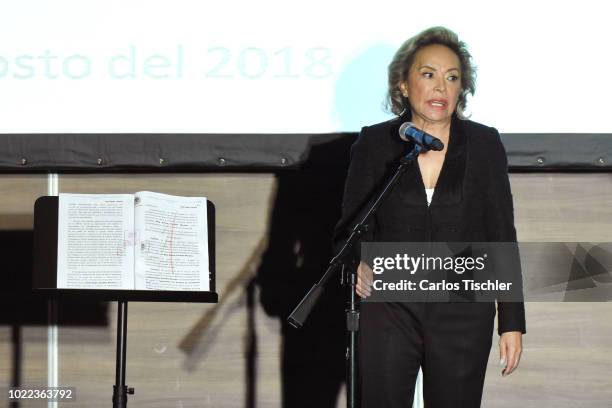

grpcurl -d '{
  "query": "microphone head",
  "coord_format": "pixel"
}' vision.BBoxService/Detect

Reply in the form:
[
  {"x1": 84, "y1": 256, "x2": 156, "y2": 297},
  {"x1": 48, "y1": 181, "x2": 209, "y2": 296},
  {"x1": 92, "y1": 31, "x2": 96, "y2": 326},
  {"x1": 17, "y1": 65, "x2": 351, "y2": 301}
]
[
  {"x1": 430, "y1": 139, "x2": 444, "y2": 151},
  {"x1": 399, "y1": 121, "x2": 445, "y2": 151},
  {"x1": 398, "y1": 122, "x2": 414, "y2": 142}
]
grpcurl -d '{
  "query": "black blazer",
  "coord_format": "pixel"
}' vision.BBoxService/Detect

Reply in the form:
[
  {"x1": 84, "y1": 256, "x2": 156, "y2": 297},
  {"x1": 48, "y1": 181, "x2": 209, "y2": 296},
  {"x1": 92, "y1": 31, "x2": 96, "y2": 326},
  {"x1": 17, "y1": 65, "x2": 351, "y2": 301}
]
[{"x1": 334, "y1": 112, "x2": 526, "y2": 335}]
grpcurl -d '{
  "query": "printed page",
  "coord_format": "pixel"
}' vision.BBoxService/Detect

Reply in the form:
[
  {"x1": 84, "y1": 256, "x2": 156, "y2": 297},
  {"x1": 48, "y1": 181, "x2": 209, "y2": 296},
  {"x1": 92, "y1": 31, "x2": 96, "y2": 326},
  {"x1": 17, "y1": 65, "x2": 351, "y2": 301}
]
[
  {"x1": 57, "y1": 193, "x2": 135, "y2": 289},
  {"x1": 134, "y1": 191, "x2": 209, "y2": 291}
]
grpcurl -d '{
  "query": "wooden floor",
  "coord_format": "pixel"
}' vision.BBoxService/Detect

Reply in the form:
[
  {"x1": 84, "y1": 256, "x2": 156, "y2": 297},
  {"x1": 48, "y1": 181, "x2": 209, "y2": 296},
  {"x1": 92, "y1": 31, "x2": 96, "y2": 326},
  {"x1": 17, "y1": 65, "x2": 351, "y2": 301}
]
[{"x1": 1, "y1": 173, "x2": 611, "y2": 407}]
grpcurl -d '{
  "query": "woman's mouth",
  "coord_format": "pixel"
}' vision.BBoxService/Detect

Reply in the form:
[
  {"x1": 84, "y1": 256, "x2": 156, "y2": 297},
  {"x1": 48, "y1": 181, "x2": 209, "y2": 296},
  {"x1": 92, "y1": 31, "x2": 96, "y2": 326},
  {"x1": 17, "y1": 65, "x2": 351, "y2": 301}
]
[
  {"x1": 428, "y1": 99, "x2": 448, "y2": 108},
  {"x1": 427, "y1": 99, "x2": 448, "y2": 110}
]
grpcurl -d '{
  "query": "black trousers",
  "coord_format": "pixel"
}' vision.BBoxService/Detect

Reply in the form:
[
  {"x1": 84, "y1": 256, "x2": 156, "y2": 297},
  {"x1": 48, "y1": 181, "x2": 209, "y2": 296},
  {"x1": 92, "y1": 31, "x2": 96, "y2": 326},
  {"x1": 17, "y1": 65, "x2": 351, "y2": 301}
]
[{"x1": 359, "y1": 302, "x2": 495, "y2": 408}]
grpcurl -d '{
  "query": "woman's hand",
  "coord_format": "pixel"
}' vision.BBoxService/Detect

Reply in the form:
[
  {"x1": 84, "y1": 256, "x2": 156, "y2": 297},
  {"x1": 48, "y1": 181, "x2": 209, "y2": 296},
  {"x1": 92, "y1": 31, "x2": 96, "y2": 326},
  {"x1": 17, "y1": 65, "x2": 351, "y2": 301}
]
[
  {"x1": 355, "y1": 261, "x2": 373, "y2": 298},
  {"x1": 499, "y1": 331, "x2": 522, "y2": 376}
]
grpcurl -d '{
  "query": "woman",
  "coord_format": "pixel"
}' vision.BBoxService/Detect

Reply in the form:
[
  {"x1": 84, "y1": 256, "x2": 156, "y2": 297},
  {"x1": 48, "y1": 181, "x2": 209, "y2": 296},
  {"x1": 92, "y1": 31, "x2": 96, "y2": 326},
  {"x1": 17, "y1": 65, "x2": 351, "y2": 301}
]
[{"x1": 333, "y1": 27, "x2": 525, "y2": 407}]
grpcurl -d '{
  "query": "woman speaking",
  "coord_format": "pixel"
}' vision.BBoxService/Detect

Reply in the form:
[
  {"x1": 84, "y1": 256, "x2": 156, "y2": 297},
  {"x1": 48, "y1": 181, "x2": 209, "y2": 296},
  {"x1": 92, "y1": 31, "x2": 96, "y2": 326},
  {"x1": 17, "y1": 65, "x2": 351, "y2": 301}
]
[{"x1": 334, "y1": 27, "x2": 526, "y2": 407}]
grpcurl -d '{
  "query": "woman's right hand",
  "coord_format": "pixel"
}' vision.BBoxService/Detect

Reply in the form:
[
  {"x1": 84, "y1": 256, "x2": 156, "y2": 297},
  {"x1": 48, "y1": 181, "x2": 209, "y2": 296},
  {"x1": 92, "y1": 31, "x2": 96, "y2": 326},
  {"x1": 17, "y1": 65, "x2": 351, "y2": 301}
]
[{"x1": 356, "y1": 261, "x2": 374, "y2": 298}]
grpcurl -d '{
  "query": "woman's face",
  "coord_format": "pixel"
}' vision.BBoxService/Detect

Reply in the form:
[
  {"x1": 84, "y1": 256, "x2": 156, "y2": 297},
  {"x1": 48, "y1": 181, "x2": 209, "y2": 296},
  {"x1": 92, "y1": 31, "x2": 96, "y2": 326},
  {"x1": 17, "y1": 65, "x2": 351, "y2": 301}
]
[{"x1": 400, "y1": 44, "x2": 462, "y2": 127}]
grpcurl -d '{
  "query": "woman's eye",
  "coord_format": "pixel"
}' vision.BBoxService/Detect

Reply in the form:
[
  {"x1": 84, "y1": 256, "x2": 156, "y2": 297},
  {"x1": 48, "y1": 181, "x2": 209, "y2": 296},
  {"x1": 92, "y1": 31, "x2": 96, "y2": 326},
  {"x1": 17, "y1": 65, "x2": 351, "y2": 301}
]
[
  {"x1": 448, "y1": 74, "x2": 459, "y2": 81},
  {"x1": 422, "y1": 72, "x2": 433, "y2": 78}
]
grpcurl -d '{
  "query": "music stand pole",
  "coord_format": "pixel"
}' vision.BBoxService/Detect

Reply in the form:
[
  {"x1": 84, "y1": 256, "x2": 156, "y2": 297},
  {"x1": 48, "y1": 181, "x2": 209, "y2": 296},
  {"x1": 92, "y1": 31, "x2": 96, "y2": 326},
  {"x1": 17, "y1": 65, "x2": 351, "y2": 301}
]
[{"x1": 112, "y1": 300, "x2": 133, "y2": 408}]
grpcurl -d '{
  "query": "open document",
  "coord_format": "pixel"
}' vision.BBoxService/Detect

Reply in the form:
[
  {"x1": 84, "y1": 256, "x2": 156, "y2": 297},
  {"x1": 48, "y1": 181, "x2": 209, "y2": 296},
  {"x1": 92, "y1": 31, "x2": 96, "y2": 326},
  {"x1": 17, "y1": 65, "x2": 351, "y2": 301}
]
[{"x1": 57, "y1": 191, "x2": 209, "y2": 291}]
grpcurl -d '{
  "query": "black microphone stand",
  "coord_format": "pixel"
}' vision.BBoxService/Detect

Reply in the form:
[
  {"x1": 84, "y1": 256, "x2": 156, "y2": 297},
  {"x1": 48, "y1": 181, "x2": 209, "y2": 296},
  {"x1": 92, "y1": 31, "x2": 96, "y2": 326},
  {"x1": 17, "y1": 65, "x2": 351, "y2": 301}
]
[{"x1": 287, "y1": 142, "x2": 426, "y2": 408}]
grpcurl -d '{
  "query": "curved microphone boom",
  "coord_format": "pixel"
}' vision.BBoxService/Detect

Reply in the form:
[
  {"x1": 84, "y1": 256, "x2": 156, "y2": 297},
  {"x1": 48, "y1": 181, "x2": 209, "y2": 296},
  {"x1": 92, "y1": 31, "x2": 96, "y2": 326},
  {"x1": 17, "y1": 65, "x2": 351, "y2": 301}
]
[{"x1": 399, "y1": 122, "x2": 444, "y2": 151}]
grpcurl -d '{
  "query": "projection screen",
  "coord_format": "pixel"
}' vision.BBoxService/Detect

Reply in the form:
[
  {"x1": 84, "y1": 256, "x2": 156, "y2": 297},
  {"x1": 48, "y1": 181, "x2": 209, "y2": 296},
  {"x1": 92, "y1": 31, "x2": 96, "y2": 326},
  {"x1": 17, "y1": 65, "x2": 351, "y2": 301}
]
[{"x1": 1, "y1": 0, "x2": 610, "y2": 135}]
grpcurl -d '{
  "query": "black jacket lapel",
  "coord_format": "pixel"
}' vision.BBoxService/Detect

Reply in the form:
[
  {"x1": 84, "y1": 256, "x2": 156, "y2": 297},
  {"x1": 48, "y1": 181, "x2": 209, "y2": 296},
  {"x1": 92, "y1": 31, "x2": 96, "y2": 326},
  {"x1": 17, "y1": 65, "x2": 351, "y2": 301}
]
[{"x1": 430, "y1": 114, "x2": 466, "y2": 207}]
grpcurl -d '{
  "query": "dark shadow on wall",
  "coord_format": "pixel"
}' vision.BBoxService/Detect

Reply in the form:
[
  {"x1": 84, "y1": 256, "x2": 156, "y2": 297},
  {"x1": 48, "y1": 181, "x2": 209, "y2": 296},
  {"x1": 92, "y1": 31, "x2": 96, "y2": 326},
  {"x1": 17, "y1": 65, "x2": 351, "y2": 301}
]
[
  {"x1": 0, "y1": 230, "x2": 110, "y2": 408},
  {"x1": 177, "y1": 242, "x2": 265, "y2": 407},
  {"x1": 256, "y1": 134, "x2": 355, "y2": 408},
  {"x1": 0, "y1": 230, "x2": 108, "y2": 326}
]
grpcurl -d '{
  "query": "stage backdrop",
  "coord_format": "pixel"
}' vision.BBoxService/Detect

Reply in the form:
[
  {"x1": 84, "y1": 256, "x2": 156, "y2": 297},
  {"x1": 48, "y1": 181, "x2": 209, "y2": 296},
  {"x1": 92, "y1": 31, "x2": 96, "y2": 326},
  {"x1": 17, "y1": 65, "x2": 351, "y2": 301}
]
[{"x1": 2, "y1": 1, "x2": 612, "y2": 406}]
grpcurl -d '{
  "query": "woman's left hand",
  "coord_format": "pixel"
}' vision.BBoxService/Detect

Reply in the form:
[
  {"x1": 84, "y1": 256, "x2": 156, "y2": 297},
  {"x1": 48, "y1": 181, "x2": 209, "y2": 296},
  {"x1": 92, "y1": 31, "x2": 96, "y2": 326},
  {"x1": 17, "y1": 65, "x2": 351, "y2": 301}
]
[{"x1": 499, "y1": 331, "x2": 522, "y2": 376}]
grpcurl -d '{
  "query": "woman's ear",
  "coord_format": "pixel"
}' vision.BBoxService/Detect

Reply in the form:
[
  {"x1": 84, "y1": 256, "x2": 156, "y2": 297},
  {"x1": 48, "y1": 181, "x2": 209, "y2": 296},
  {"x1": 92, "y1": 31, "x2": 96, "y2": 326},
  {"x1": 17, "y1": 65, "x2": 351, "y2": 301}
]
[{"x1": 400, "y1": 82, "x2": 409, "y2": 98}]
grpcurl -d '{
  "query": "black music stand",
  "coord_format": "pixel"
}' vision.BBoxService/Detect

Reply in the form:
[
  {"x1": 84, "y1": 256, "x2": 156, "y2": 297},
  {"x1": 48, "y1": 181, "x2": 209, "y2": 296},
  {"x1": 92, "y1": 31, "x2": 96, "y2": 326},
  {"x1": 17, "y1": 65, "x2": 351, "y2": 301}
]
[{"x1": 32, "y1": 196, "x2": 218, "y2": 408}]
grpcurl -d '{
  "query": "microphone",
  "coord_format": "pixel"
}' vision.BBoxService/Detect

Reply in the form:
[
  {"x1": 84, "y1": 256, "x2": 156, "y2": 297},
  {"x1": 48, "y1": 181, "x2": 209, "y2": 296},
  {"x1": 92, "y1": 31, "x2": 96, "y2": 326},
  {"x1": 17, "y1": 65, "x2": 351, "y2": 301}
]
[{"x1": 399, "y1": 122, "x2": 444, "y2": 151}]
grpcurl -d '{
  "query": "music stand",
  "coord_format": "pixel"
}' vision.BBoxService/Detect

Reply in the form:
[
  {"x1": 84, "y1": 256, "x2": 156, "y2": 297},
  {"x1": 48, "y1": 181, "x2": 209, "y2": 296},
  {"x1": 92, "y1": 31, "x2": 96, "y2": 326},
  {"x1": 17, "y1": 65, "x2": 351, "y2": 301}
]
[{"x1": 32, "y1": 196, "x2": 218, "y2": 408}]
